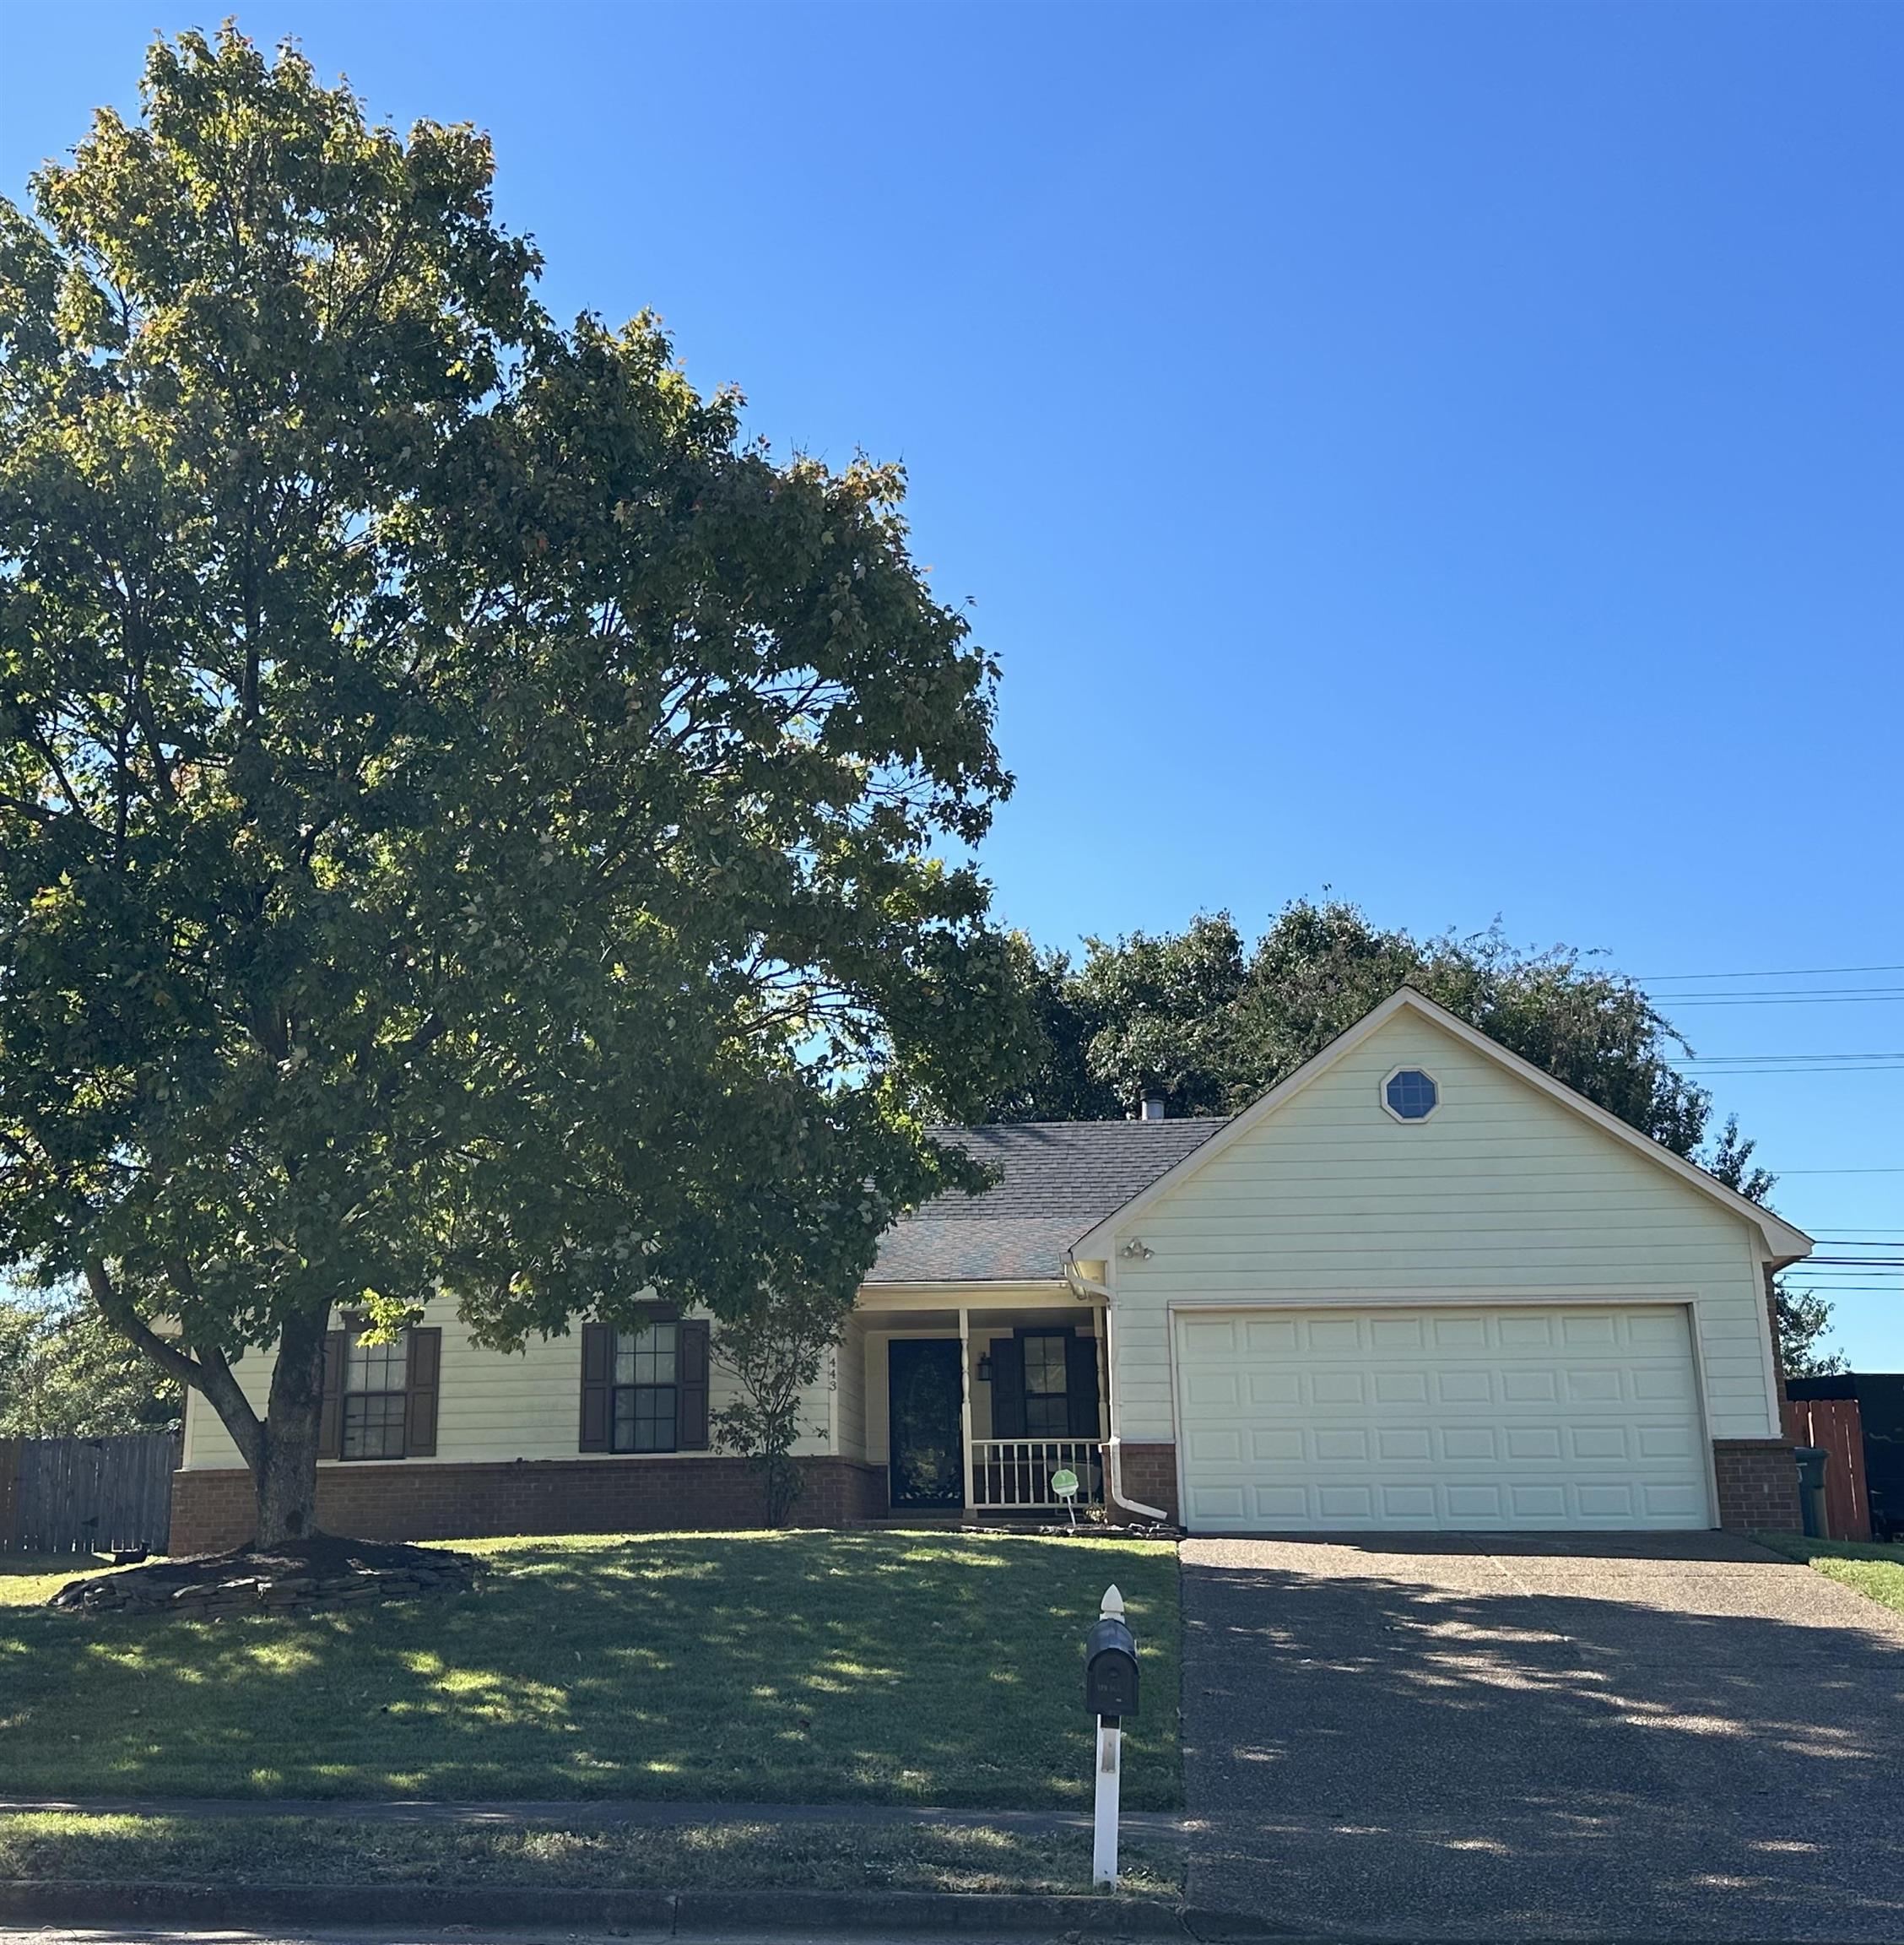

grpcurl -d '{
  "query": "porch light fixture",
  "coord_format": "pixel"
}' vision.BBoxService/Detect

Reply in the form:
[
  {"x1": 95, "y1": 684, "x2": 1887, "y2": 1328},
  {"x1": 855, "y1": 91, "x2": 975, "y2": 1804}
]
[
  {"x1": 976, "y1": 1352, "x2": 993, "y2": 1384},
  {"x1": 1120, "y1": 1238, "x2": 1154, "y2": 1261}
]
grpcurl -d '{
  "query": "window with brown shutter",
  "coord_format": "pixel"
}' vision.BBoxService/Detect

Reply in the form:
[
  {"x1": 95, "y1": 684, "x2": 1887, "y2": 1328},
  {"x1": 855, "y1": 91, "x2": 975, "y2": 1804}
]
[
  {"x1": 317, "y1": 1324, "x2": 439, "y2": 1461},
  {"x1": 580, "y1": 1313, "x2": 711, "y2": 1454}
]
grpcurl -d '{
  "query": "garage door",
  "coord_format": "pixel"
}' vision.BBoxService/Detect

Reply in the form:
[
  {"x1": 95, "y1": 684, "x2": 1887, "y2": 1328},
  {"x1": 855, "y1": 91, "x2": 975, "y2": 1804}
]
[{"x1": 1174, "y1": 1304, "x2": 1712, "y2": 1531}]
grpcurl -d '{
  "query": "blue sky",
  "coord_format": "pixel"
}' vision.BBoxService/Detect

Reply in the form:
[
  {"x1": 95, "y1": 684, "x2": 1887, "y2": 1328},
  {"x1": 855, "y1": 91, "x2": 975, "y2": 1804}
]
[{"x1": 3, "y1": 3, "x2": 1899, "y2": 1361}]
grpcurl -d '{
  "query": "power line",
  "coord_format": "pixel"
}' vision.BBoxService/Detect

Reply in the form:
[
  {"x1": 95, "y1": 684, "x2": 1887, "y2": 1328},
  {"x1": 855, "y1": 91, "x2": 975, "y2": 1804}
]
[
  {"x1": 1683, "y1": 1053, "x2": 1904, "y2": 1063},
  {"x1": 1773, "y1": 1167, "x2": 1904, "y2": 1175},
  {"x1": 1668, "y1": 992, "x2": 1904, "y2": 1007},
  {"x1": 1637, "y1": 963, "x2": 1904, "y2": 983},
  {"x1": 1676, "y1": 1062, "x2": 1904, "y2": 1074}
]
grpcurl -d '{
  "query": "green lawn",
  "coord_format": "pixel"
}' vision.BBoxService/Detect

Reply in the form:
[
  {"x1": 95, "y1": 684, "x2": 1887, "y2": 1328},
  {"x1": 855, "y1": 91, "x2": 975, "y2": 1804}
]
[
  {"x1": 0, "y1": 1810, "x2": 1182, "y2": 1897},
  {"x1": 1756, "y1": 1532, "x2": 1904, "y2": 1621},
  {"x1": 0, "y1": 1531, "x2": 1180, "y2": 1809}
]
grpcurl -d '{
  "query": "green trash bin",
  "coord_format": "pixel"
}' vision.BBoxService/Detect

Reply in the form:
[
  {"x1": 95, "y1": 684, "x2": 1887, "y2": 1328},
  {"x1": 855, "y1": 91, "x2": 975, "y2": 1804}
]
[{"x1": 1793, "y1": 1445, "x2": 1829, "y2": 1538}]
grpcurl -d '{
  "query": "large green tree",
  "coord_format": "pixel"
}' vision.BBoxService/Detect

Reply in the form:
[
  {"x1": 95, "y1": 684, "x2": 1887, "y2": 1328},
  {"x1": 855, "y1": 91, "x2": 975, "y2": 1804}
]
[
  {"x1": 0, "y1": 30, "x2": 1024, "y2": 1545},
  {"x1": 996, "y1": 899, "x2": 1709, "y2": 1152}
]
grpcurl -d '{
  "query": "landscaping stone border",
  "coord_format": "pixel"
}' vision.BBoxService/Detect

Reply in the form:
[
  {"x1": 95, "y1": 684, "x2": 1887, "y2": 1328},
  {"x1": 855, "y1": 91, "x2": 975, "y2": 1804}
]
[{"x1": 50, "y1": 1551, "x2": 475, "y2": 1617}]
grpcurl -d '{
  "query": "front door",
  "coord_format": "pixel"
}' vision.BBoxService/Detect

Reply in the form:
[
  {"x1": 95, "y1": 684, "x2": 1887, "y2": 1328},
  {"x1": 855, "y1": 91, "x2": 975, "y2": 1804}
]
[{"x1": 888, "y1": 1339, "x2": 965, "y2": 1509}]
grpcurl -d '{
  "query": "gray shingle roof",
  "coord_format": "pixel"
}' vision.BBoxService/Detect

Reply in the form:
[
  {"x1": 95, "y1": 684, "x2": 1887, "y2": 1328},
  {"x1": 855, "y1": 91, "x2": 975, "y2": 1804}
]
[{"x1": 866, "y1": 1119, "x2": 1227, "y2": 1284}]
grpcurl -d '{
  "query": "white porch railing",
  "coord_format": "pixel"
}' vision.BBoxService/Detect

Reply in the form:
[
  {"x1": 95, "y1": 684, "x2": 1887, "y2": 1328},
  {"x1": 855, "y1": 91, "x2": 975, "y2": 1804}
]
[{"x1": 971, "y1": 1439, "x2": 1105, "y2": 1512}]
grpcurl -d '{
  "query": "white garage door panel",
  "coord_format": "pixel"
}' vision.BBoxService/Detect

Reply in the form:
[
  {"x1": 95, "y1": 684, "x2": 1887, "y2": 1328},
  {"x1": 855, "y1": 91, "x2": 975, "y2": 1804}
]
[{"x1": 1173, "y1": 1304, "x2": 1710, "y2": 1532}]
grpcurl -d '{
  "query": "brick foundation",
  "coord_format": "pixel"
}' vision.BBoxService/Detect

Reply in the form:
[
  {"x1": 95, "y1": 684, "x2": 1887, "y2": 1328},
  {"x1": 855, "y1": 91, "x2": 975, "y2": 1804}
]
[
  {"x1": 170, "y1": 1455, "x2": 890, "y2": 1555},
  {"x1": 1110, "y1": 1441, "x2": 1179, "y2": 1525},
  {"x1": 1712, "y1": 1438, "x2": 1801, "y2": 1533}
]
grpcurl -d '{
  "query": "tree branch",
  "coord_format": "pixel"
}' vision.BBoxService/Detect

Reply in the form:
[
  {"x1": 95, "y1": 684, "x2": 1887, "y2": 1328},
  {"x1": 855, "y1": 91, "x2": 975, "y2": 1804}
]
[{"x1": 84, "y1": 1254, "x2": 264, "y2": 1470}]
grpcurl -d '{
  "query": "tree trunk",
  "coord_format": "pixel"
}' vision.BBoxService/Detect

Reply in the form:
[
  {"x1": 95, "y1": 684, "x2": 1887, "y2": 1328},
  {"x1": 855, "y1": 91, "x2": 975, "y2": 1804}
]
[{"x1": 252, "y1": 1308, "x2": 330, "y2": 1547}]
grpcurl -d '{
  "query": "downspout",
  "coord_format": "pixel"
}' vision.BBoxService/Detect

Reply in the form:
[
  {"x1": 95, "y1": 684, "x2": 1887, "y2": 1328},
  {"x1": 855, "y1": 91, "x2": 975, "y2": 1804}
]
[{"x1": 1066, "y1": 1259, "x2": 1169, "y2": 1525}]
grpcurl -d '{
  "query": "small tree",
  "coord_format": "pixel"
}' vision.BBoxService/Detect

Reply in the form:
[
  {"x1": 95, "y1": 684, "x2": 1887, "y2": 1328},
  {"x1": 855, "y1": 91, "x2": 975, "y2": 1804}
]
[
  {"x1": 0, "y1": 30, "x2": 1024, "y2": 1548},
  {"x1": 1773, "y1": 1283, "x2": 1846, "y2": 1379},
  {"x1": 711, "y1": 1285, "x2": 844, "y2": 1525}
]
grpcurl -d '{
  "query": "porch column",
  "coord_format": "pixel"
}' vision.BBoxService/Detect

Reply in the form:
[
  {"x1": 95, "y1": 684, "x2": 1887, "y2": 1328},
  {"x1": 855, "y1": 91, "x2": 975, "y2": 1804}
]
[
  {"x1": 959, "y1": 1304, "x2": 975, "y2": 1514},
  {"x1": 1095, "y1": 1313, "x2": 1111, "y2": 1436}
]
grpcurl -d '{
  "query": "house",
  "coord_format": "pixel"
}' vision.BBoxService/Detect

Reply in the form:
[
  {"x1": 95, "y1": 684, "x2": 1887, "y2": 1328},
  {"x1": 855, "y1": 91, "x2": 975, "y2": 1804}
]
[{"x1": 169, "y1": 989, "x2": 1813, "y2": 1550}]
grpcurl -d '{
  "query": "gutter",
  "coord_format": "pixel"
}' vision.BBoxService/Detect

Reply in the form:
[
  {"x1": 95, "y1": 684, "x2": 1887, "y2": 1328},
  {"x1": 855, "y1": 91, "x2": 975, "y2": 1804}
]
[{"x1": 1064, "y1": 1259, "x2": 1170, "y2": 1525}]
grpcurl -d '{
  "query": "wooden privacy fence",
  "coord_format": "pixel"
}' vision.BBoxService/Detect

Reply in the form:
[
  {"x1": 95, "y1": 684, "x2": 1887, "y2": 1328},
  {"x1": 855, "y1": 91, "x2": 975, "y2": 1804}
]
[
  {"x1": 1782, "y1": 1397, "x2": 1872, "y2": 1541},
  {"x1": 0, "y1": 1434, "x2": 181, "y2": 1555}
]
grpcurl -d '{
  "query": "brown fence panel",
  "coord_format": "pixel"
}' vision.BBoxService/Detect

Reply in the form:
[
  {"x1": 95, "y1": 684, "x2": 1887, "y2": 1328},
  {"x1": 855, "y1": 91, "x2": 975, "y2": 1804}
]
[
  {"x1": 4, "y1": 1434, "x2": 180, "y2": 1556},
  {"x1": 1782, "y1": 1397, "x2": 1872, "y2": 1541},
  {"x1": 0, "y1": 1439, "x2": 19, "y2": 1551}
]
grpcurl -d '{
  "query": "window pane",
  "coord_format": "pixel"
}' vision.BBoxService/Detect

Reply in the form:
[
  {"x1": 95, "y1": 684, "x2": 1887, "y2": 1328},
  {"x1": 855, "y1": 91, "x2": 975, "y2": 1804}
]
[
  {"x1": 1024, "y1": 1337, "x2": 1067, "y2": 1396},
  {"x1": 343, "y1": 1391, "x2": 405, "y2": 1460},
  {"x1": 345, "y1": 1336, "x2": 404, "y2": 1395},
  {"x1": 1386, "y1": 1069, "x2": 1438, "y2": 1119},
  {"x1": 634, "y1": 1385, "x2": 676, "y2": 1452},
  {"x1": 617, "y1": 1322, "x2": 678, "y2": 1386},
  {"x1": 611, "y1": 1382, "x2": 678, "y2": 1453},
  {"x1": 1025, "y1": 1395, "x2": 1069, "y2": 1438}
]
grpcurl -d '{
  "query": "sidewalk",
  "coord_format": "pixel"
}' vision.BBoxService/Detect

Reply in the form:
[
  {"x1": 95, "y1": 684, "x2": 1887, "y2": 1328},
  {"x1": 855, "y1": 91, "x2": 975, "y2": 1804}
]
[{"x1": 0, "y1": 1795, "x2": 1194, "y2": 1839}]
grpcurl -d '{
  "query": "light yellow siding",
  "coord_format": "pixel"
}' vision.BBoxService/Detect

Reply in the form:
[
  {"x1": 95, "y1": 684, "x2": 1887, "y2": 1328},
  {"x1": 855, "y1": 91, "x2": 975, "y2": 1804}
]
[
  {"x1": 181, "y1": 1298, "x2": 837, "y2": 1470},
  {"x1": 1108, "y1": 1010, "x2": 1778, "y2": 1444},
  {"x1": 833, "y1": 1319, "x2": 868, "y2": 1462}
]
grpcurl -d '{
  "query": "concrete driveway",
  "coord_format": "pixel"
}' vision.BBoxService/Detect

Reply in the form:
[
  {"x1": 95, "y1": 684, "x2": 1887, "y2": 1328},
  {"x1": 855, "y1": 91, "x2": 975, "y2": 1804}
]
[{"x1": 1182, "y1": 1533, "x2": 1904, "y2": 1942}]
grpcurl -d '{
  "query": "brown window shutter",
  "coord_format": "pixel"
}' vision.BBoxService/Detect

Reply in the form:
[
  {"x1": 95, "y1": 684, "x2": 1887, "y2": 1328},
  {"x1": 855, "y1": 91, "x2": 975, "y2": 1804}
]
[
  {"x1": 678, "y1": 1319, "x2": 711, "y2": 1450},
  {"x1": 579, "y1": 1322, "x2": 613, "y2": 1452},
  {"x1": 405, "y1": 1326, "x2": 441, "y2": 1458},
  {"x1": 317, "y1": 1330, "x2": 346, "y2": 1460}
]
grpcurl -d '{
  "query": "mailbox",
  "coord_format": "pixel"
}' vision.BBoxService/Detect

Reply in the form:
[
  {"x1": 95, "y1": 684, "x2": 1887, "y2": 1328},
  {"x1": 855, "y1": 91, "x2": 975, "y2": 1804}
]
[{"x1": 1085, "y1": 1612, "x2": 1140, "y2": 1720}]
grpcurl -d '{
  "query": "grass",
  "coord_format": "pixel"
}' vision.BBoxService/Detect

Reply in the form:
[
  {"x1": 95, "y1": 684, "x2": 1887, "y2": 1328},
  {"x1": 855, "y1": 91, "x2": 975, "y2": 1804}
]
[
  {"x1": 0, "y1": 1554, "x2": 128, "y2": 1605},
  {"x1": 1755, "y1": 1531, "x2": 1904, "y2": 1621},
  {"x1": 0, "y1": 1531, "x2": 1180, "y2": 1809},
  {"x1": 0, "y1": 1810, "x2": 1182, "y2": 1897}
]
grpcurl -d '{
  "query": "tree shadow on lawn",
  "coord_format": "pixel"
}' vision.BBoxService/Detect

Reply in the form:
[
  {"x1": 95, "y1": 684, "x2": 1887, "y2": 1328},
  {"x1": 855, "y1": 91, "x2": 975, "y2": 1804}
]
[
  {"x1": 1181, "y1": 1544, "x2": 1904, "y2": 1942},
  {"x1": 0, "y1": 1531, "x2": 1179, "y2": 1811}
]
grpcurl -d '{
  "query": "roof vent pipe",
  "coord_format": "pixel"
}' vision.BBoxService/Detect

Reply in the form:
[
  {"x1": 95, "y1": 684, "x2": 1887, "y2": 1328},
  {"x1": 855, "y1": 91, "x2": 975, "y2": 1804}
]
[{"x1": 1140, "y1": 1095, "x2": 1166, "y2": 1121}]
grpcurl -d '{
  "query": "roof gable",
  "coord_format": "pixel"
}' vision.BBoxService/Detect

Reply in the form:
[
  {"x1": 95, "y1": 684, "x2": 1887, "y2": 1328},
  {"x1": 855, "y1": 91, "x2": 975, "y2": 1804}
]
[{"x1": 1068, "y1": 989, "x2": 1815, "y2": 1265}]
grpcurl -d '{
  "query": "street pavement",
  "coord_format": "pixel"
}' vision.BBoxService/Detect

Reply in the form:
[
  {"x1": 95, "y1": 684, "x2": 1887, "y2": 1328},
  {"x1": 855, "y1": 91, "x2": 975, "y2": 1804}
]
[
  {"x1": 1181, "y1": 1531, "x2": 1904, "y2": 1941},
  {"x1": 0, "y1": 1931, "x2": 1205, "y2": 1945}
]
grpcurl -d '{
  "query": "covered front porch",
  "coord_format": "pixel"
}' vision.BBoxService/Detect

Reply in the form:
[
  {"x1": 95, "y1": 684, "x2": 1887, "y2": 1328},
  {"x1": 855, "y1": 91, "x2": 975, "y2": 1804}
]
[{"x1": 842, "y1": 1287, "x2": 1109, "y2": 1517}]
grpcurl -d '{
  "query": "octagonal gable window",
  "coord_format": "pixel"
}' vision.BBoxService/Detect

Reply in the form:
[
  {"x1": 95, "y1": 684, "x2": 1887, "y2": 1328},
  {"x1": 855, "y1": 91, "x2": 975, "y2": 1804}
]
[{"x1": 1382, "y1": 1067, "x2": 1439, "y2": 1123}]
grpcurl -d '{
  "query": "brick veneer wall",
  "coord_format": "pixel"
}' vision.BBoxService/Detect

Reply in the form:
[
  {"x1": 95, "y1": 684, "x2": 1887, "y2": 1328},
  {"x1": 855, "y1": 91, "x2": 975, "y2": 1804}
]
[
  {"x1": 170, "y1": 1455, "x2": 890, "y2": 1555},
  {"x1": 1712, "y1": 1438, "x2": 1801, "y2": 1532},
  {"x1": 1110, "y1": 1441, "x2": 1179, "y2": 1525}
]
